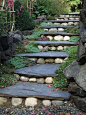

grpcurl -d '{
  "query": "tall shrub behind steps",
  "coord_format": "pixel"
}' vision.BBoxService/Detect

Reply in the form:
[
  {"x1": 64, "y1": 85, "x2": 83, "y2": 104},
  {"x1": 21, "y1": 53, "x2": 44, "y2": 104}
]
[{"x1": 14, "y1": 0, "x2": 35, "y2": 31}]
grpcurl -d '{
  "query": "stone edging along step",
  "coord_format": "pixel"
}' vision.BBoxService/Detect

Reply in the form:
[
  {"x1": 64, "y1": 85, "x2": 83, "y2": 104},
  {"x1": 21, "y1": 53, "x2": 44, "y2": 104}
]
[
  {"x1": 44, "y1": 20, "x2": 79, "y2": 23},
  {"x1": 40, "y1": 25, "x2": 75, "y2": 29},
  {"x1": 34, "y1": 41, "x2": 78, "y2": 46},
  {"x1": 0, "y1": 82, "x2": 70, "y2": 100},
  {"x1": 40, "y1": 32, "x2": 79, "y2": 36},
  {"x1": 15, "y1": 51, "x2": 69, "y2": 58}
]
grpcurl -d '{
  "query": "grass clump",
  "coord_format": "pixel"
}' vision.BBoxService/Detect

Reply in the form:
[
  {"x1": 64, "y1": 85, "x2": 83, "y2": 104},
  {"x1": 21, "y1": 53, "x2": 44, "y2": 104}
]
[
  {"x1": 64, "y1": 27, "x2": 78, "y2": 34},
  {"x1": 23, "y1": 28, "x2": 45, "y2": 40},
  {"x1": 69, "y1": 36, "x2": 79, "y2": 42},
  {"x1": 53, "y1": 46, "x2": 77, "y2": 88},
  {"x1": 25, "y1": 41, "x2": 40, "y2": 53}
]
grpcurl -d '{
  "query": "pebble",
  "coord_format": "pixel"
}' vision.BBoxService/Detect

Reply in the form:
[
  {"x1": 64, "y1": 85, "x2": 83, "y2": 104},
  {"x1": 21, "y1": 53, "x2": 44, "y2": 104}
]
[
  {"x1": 68, "y1": 22, "x2": 74, "y2": 25},
  {"x1": 29, "y1": 78, "x2": 37, "y2": 82},
  {"x1": 51, "y1": 46, "x2": 56, "y2": 51},
  {"x1": 43, "y1": 46, "x2": 48, "y2": 52},
  {"x1": 54, "y1": 35, "x2": 64, "y2": 41},
  {"x1": 0, "y1": 97, "x2": 7, "y2": 105},
  {"x1": 74, "y1": 22, "x2": 78, "y2": 25},
  {"x1": 44, "y1": 29, "x2": 48, "y2": 31},
  {"x1": 37, "y1": 78, "x2": 45, "y2": 84},
  {"x1": 14, "y1": 74, "x2": 20, "y2": 80},
  {"x1": 25, "y1": 98, "x2": 38, "y2": 107},
  {"x1": 61, "y1": 23, "x2": 68, "y2": 26},
  {"x1": 37, "y1": 58, "x2": 45, "y2": 64},
  {"x1": 20, "y1": 76, "x2": 29, "y2": 82},
  {"x1": 55, "y1": 58, "x2": 64, "y2": 64},
  {"x1": 45, "y1": 77, "x2": 53, "y2": 83},
  {"x1": 54, "y1": 23, "x2": 60, "y2": 25},
  {"x1": 38, "y1": 45, "x2": 44, "y2": 51},
  {"x1": 58, "y1": 28, "x2": 64, "y2": 32},
  {"x1": 64, "y1": 36, "x2": 70, "y2": 41},
  {"x1": 42, "y1": 100, "x2": 51, "y2": 106},
  {"x1": 49, "y1": 28, "x2": 57, "y2": 32},
  {"x1": 45, "y1": 58, "x2": 54, "y2": 63},
  {"x1": 52, "y1": 100, "x2": 64, "y2": 106},
  {"x1": 47, "y1": 36, "x2": 53, "y2": 41},
  {"x1": 57, "y1": 46, "x2": 63, "y2": 51},
  {"x1": 12, "y1": 98, "x2": 22, "y2": 106}
]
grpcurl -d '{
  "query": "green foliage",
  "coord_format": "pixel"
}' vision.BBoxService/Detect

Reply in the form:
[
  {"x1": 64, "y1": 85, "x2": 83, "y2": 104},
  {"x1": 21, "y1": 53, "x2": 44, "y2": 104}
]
[
  {"x1": 14, "y1": 0, "x2": 35, "y2": 30},
  {"x1": 53, "y1": 46, "x2": 77, "y2": 88},
  {"x1": 23, "y1": 28, "x2": 45, "y2": 40},
  {"x1": 0, "y1": 74, "x2": 18, "y2": 88},
  {"x1": 69, "y1": 36, "x2": 79, "y2": 42},
  {"x1": 64, "y1": 27, "x2": 78, "y2": 34},
  {"x1": 25, "y1": 41, "x2": 40, "y2": 53},
  {"x1": 14, "y1": 45, "x2": 27, "y2": 54},
  {"x1": 40, "y1": 22, "x2": 55, "y2": 26}
]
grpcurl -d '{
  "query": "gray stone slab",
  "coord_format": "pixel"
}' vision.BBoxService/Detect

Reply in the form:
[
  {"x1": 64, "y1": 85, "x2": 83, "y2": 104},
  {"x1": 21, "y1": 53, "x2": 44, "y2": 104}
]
[
  {"x1": 40, "y1": 25, "x2": 75, "y2": 29},
  {"x1": 15, "y1": 64, "x2": 60, "y2": 77},
  {"x1": 34, "y1": 41, "x2": 78, "y2": 46},
  {"x1": 0, "y1": 82, "x2": 70, "y2": 99},
  {"x1": 67, "y1": 12, "x2": 80, "y2": 15},
  {"x1": 15, "y1": 51, "x2": 69, "y2": 58},
  {"x1": 44, "y1": 20, "x2": 79, "y2": 23},
  {"x1": 40, "y1": 32, "x2": 79, "y2": 36},
  {"x1": 58, "y1": 16, "x2": 80, "y2": 19}
]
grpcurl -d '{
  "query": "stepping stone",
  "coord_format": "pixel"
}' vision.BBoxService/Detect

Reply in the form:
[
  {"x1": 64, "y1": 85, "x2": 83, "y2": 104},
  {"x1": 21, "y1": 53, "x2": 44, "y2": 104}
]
[
  {"x1": 15, "y1": 64, "x2": 60, "y2": 77},
  {"x1": 40, "y1": 25, "x2": 75, "y2": 29},
  {"x1": 44, "y1": 20, "x2": 79, "y2": 23},
  {"x1": 0, "y1": 82, "x2": 70, "y2": 100},
  {"x1": 40, "y1": 32, "x2": 79, "y2": 36},
  {"x1": 34, "y1": 41, "x2": 78, "y2": 46},
  {"x1": 15, "y1": 51, "x2": 69, "y2": 58}
]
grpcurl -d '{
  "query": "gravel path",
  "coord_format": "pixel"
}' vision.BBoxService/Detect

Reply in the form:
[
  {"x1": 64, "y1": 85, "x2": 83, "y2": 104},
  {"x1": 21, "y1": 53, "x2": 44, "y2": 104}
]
[{"x1": 0, "y1": 100, "x2": 86, "y2": 115}]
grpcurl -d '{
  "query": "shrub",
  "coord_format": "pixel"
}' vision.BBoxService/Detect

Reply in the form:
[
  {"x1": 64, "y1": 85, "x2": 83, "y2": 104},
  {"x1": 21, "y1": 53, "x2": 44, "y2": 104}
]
[
  {"x1": 14, "y1": 0, "x2": 35, "y2": 30},
  {"x1": 53, "y1": 46, "x2": 77, "y2": 88}
]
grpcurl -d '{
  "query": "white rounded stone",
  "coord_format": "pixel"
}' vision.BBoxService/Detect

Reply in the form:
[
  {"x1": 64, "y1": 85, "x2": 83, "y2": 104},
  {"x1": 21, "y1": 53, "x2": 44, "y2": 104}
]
[
  {"x1": 43, "y1": 46, "x2": 48, "y2": 52},
  {"x1": 38, "y1": 45, "x2": 44, "y2": 51},
  {"x1": 47, "y1": 36, "x2": 53, "y2": 41},
  {"x1": 54, "y1": 23, "x2": 60, "y2": 25},
  {"x1": 45, "y1": 77, "x2": 53, "y2": 84},
  {"x1": 42, "y1": 100, "x2": 51, "y2": 106},
  {"x1": 55, "y1": 58, "x2": 64, "y2": 64},
  {"x1": 69, "y1": 18, "x2": 74, "y2": 20},
  {"x1": 57, "y1": 46, "x2": 63, "y2": 51},
  {"x1": 58, "y1": 28, "x2": 64, "y2": 32},
  {"x1": 12, "y1": 98, "x2": 22, "y2": 106},
  {"x1": 37, "y1": 58, "x2": 45, "y2": 64},
  {"x1": 51, "y1": 46, "x2": 56, "y2": 51},
  {"x1": 44, "y1": 29, "x2": 48, "y2": 31},
  {"x1": 74, "y1": 22, "x2": 78, "y2": 25},
  {"x1": 20, "y1": 76, "x2": 29, "y2": 82},
  {"x1": 37, "y1": 78, "x2": 45, "y2": 84},
  {"x1": 14, "y1": 74, "x2": 20, "y2": 80},
  {"x1": 64, "y1": 18, "x2": 68, "y2": 20},
  {"x1": 68, "y1": 22, "x2": 74, "y2": 25},
  {"x1": 29, "y1": 78, "x2": 37, "y2": 82},
  {"x1": 64, "y1": 36, "x2": 70, "y2": 41},
  {"x1": 60, "y1": 15, "x2": 64, "y2": 18},
  {"x1": 61, "y1": 23, "x2": 68, "y2": 26},
  {"x1": 45, "y1": 58, "x2": 54, "y2": 63},
  {"x1": 64, "y1": 57, "x2": 68, "y2": 61},
  {"x1": 56, "y1": 18, "x2": 60, "y2": 20},
  {"x1": 0, "y1": 97, "x2": 7, "y2": 105},
  {"x1": 49, "y1": 28, "x2": 57, "y2": 32},
  {"x1": 75, "y1": 18, "x2": 79, "y2": 20},
  {"x1": 25, "y1": 98, "x2": 38, "y2": 107},
  {"x1": 52, "y1": 100, "x2": 64, "y2": 106},
  {"x1": 65, "y1": 15, "x2": 69, "y2": 18},
  {"x1": 54, "y1": 35, "x2": 64, "y2": 41}
]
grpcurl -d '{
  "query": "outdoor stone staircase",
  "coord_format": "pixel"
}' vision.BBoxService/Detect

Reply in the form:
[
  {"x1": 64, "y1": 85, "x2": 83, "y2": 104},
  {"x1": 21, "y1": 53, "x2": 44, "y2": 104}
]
[{"x1": 0, "y1": 12, "x2": 80, "y2": 107}]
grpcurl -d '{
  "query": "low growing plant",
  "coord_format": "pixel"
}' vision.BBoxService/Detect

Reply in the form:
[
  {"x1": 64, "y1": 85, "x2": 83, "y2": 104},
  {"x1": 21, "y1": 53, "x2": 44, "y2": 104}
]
[
  {"x1": 53, "y1": 46, "x2": 77, "y2": 88},
  {"x1": 40, "y1": 22, "x2": 55, "y2": 26},
  {"x1": 64, "y1": 27, "x2": 78, "y2": 34},
  {"x1": 69, "y1": 36, "x2": 79, "y2": 42}
]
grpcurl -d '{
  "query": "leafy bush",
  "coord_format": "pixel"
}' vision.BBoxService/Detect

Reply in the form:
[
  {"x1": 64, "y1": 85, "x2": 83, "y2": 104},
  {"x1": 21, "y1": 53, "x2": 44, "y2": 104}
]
[
  {"x1": 14, "y1": 0, "x2": 35, "y2": 30},
  {"x1": 25, "y1": 41, "x2": 40, "y2": 53},
  {"x1": 40, "y1": 22, "x2": 55, "y2": 26},
  {"x1": 0, "y1": 74, "x2": 18, "y2": 88},
  {"x1": 53, "y1": 46, "x2": 77, "y2": 88},
  {"x1": 23, "y1": 28, "x2": 45, "y2": 40},
  {"x1": 69, "y1": 36, "x2": 79, "y2": 42}
]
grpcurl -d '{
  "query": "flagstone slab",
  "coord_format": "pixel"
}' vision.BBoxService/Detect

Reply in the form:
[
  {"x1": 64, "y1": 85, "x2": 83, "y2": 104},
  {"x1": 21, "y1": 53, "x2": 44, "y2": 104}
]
[
  {"x1": 34, "y1": 41, "x2": 78, "y2": 46},
  {"x1": 40, "y1": 25, "x2": 75, "y2": 29},
  {"x1": 40, "y1": 32, "x2": 79, "y2": 36},
  {"x1": 15, "y1": 64, "x2": 60, "y2": 77},
  {"x1": 15, "y1": 51, "x2": 69, "y2": 58},
  {"x1": 44, "y1": 20, "x2": 79, "y2": 23},
  {"x1": 0, "y1": 82, "x2": 70, "y2": 100}
]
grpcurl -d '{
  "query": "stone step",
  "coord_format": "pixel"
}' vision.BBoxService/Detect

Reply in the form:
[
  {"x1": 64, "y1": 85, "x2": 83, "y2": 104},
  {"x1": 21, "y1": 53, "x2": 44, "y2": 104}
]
[
  {"x1": 67, "y1": 12, "x2": 80, "y2": 15},
  {"x1": 15, "y1": 64, "x2": 60, "y2": 77},
  {"x1": 44, "y1": 20, "x2": 79, "y2": 23},
  {"x1": 40, "y1": 25, "x2": 75, "y2": 29},
  {"x1": 0, "y1": 82, "x2": 70, "y2": 100},
  {"x1": 58, "y1": 16, "x2": 79, "y2": 19},
  {"x1": 34, "y1": 41, "x2": 78, "y2": 46},
  {"x1": 40, "y1": 32, "x2": 79, "y2": 36},
  {"x1": 15, "y1": 51, "x2": 69, "y2": 58}
]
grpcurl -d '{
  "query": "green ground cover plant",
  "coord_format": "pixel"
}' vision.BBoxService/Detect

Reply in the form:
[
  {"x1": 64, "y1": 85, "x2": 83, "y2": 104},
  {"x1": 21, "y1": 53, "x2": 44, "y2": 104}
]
[
  {"x1": 64, "y1": 27, "x2": 78, "y2": 34},
  {"x1": 69, "y1": 36, "x2": 79, "y2": 42},
  {"x1": 40, "y1": 22, "x2": 55, "y2": 26},
  {"x1": 53, "y1": 46, "x2": 77, "y2": 88}
]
